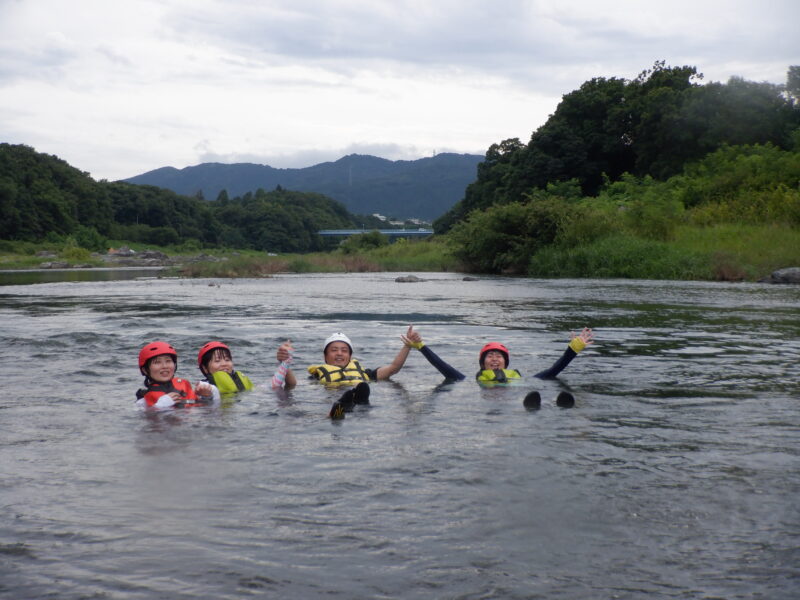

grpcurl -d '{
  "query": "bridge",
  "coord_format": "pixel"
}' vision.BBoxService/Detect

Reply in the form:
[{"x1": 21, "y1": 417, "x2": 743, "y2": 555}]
[{"x1": 317, "y1": 228, "x2": 434, "y2": 238}]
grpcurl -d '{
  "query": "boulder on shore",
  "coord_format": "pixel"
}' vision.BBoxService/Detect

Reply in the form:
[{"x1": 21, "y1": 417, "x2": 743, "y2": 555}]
[{"x1": 763, "y1": 267, "x2": 800, "y2": 284}]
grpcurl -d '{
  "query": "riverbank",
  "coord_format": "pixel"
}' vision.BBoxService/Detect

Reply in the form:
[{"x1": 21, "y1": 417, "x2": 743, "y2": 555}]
[
  {"x1": 0, "y1": 238, "x2": 462, "y2": 276},
  {"x1": 1, "y1": 231, "x2": 798, "y2": 283}
]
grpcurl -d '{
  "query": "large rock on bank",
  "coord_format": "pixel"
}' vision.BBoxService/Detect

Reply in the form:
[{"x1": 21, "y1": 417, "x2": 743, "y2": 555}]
[{"x1": 763, "y1": 267, "x2": 800, "y2": 284}]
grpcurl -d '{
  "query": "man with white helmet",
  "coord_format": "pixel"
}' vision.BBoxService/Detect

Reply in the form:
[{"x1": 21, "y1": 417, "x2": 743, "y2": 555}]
[{"x1": 308, "y1": 326, "x2": 418, "y2": 417}]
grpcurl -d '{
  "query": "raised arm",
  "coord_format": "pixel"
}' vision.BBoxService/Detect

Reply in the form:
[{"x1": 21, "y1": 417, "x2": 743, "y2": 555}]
[
  {"x1": 533, "y1": 328, "x2": 594, "y2": 380},
  {"x1": 402, "y1": 326, "x2": 466, "y2": 381},
  {"x1": 273, "y1": 340, "x2": 297, "y2": 389},
  {"x1": 373, "y1": 326, "x2": 415, "y2": 380}
]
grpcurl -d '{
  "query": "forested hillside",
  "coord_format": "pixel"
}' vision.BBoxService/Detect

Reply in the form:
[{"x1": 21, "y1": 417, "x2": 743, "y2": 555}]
[
  {"x1": 436, "y1": 62, "x2": 800, "y2": 233},
  {"x1": 430, "y1": 62, "x2": 800, "y2": 280},
  {"x1": 0, "y1": 144, "x2": 377, "y2": 253},
  {"x1": 124, "y1": 152, "x2": 483, "y2": 221}
]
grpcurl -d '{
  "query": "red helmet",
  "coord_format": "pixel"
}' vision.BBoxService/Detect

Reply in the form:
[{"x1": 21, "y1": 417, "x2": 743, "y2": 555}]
[
  {"x1": 479, "y1": 342, "x2": 509, "y2": 368},
  {"x1": 138, "y1": 341, "x2": 177, "y2": 375},
  {"x1": 197, "y1": 341, "x2": 230, "y2": 370}
]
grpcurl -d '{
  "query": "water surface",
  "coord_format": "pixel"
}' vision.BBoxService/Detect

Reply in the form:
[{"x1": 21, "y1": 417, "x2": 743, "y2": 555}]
[{"x1": 1, "y1": 273, "x2": 798, "y2": 599}]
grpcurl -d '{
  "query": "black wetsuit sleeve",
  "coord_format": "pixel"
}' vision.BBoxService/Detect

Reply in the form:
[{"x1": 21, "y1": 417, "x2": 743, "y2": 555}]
[
  {"x1": 533, "y1": 346, "x2": 578, "y2": 380},
  {"x1": 419, "y1": 345, "x2": 466, "y2": 381}
]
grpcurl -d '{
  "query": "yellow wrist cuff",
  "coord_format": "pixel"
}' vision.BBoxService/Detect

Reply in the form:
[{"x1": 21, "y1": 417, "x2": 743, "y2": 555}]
[
  {"x1": 569, "y1": 338, "x2": 586, "y2": 353},
  {"x1": 408, "y1": 341, "x2": 425, "y2": 350}
]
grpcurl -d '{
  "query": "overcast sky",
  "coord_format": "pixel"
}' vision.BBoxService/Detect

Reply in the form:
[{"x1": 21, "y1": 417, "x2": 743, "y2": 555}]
[{"x1": 1, "y1": 0, "x2": 797, "y2": 181}]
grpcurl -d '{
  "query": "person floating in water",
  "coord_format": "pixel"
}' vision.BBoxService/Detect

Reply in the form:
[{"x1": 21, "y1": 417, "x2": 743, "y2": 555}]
[
  {"x1": 136, "y1": 341, "x2": 219, "y2": 409},
  {"x1": 308, "y1": 328, "x2": 416, "y2": 418},
  {"x1": 401, "y1": 327, "x2": 595, "y2": 408},
  {"x1": 197, "y1": 340, "x2": 296, "y2": 395}
]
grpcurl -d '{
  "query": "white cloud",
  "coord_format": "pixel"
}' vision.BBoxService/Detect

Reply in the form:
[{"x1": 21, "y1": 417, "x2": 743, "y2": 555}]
[{"x1": 0, "y1": 0, "x2": 796, "y2": 181}]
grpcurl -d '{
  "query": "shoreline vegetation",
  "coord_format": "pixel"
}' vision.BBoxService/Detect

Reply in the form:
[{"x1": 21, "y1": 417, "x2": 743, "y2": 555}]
[
  {"x1": 2, "y1": 64, "x2": 798, "y2": 283},
  {"x1": 0, "y1": 226, "x2": 798, "y2": 283}
]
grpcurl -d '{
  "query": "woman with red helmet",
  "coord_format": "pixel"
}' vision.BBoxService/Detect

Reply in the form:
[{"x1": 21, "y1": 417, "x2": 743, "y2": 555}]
[{"x1": 136, "y1": 341, "x2": 219, "y2": 409}]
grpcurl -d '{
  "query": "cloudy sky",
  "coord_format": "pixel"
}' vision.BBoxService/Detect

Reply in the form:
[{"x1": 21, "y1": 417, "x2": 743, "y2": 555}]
[{"x1": 1, "y1": 0, "x2": 797, "y2": 181}]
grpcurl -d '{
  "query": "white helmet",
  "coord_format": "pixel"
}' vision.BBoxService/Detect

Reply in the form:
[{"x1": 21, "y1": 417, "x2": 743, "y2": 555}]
[{"x1": 324, "y1": 332, "x2": 353, "y2": 354}]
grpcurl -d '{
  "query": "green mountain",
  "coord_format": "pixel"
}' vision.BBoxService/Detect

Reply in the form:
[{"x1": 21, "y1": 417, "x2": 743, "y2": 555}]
[
  {"x1": 123, "y1": 153, "x2": 483, "y2": 221},
  {"x1": 0, "y1": 143, "x2": 375, "y2": 252}
]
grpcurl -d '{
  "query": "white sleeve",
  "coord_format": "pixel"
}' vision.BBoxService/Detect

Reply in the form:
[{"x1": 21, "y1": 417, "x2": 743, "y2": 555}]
[
  {"x1": 208, "y1": 384, "x2": 221, "y2": 403},
  {"x1": 134, "y1": 394, "x2": 177, "y2": 409},
  {"x1": 195, "y1": 383, "x2": 221, "y2": 404},
  {"x1": 153, "y1": 394, "x2": 177, "y2": 409}
]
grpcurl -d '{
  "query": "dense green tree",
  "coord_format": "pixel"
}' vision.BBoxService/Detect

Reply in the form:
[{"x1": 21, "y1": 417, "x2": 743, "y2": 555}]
[
  {"x1": 434, "y1": 138, "x2": 525, "y2": 232},
  {"x1": 786, "y1": 66, "x2": 800, "y2": 105},
  {"x1": 0, "y1": 144, "x2": 116, "y2": 240},
  {"x1": 339, "y1": 230, "x2": 389, "y2": 254},
  {"x1": 437, "y1": 62, "x2": 800, "y2": 234},
  {"x1": 446, "y1": 142, "x2": 800, "y2": 275}
]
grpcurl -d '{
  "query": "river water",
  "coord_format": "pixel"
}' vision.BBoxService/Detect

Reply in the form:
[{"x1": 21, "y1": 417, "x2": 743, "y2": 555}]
[{"x1": 1, "y1": 272, "x2": 798, "y2": 599}]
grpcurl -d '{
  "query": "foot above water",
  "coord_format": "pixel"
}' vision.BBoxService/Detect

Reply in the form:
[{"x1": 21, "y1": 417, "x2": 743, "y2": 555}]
[
  {"x1": 329, "y1": 401, "x2": 345, "y2": 420},
  {"x1": 353, "y1": 382, "x2": 370, "y2": 405},
  {"x1": 329, "y1": 382, "x2": 371, "y2": 419},
  {"x1": 523, "y1": 391, "x2": 541, "y2": 410},
  {"x1": 556, "y1": 391, "x2": 575, "y2": 408}
]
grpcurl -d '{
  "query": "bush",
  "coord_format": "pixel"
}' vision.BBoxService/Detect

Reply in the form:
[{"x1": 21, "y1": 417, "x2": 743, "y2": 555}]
[
  {"x1": 528, "y1": 235, "x2": 711, "y2": 279},
  {"x1": 449, "y1": 202, "x2": 556, "y2": 273},
  {"x1": 287, "y1": 257, "x2": 314, "y2": 273},
  {"x1": 177, "y1": 238, "x2": 203, "y2": 253},
  {"x1": 60, "y1": 237, "x2": 92, "y2": 261},
  {"x1": 74, "y1": 225, "x2": 107, "y2": 252},
  {"x1": 339, "y1": 230, "x2": 389, "y2": 254}
]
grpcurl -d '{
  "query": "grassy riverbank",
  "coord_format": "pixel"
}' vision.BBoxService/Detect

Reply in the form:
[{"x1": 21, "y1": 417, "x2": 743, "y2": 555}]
[
  {"x1": 176, "y1": 237, "x2": 461, "y2": 277},
  {"x1": 1, "y1": 225, "x2": 796, "y2": 281},
  {"x1": 528, "y1": 224, "x2": 800, "y2": 281},
  {"x1": 0, "y1": 237, "x2": 462, "y2": 275}
]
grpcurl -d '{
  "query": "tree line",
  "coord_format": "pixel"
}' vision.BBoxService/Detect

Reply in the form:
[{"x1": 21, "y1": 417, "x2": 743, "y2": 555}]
[
  {"x1": 2, "y1": 61, "x2": 798, "y2": 277},
  {"x1": 435, "y1": 62, "x2": 800, "y2": 235},
  {"x1": 0, "y1": 143, "x2": 385, "y2": 253},
  {"x1": 447, "y1": 142, "x2": 800, "y2": 276}
]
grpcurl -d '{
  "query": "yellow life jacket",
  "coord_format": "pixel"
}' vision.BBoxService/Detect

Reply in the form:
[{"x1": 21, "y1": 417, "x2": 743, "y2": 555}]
[
  {"x1": 208, "y1": 370, "x2": 254, "y2": 393},
  {"x1": 307, "y1": 359, "x2": 371, "y2": 384},
  {"x1": 476, "y1": 368, "x2": 522, "y2": 383}
]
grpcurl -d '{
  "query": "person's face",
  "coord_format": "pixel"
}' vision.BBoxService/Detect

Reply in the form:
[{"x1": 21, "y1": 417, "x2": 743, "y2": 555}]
[
  {"x1": 146, "y1": 354, "x2": 176, "y2": 383},
  {"x1": 483, "y1": 350, "x2": 507, "y2": 370},
  {"x1": 206, "y1": 349, "x2": 234, "y2": 374},
  {"x1": 324, "y1": 341, "x2": 351, "y2": 367}
]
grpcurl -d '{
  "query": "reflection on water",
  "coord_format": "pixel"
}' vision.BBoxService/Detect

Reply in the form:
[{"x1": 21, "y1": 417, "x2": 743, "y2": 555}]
[
  {"x1": 0, "y1": 267, "x2": 168, "y2": 286},
  {"x1": 1, "y1": 273, "x2": 798, "y2": 599}
]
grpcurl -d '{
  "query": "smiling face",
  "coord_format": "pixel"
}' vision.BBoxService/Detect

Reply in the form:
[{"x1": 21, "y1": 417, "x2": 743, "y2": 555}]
[
  {"x1": 324, "y1": 341, "x2": 352, "y2": 367},
  {"x1": 482, "y1": 350, "x2": 507, "y2": 370},
  {"x1": 146, "y1": 354, "x2": 177, "y2": 383},
  {"x1": 204, "y1": 348, "x2": 234, "y2": 375}
]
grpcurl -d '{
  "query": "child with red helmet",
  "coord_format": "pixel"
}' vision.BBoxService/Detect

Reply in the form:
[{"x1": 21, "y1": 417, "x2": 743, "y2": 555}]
[
  {"x1": 136, "y1": 341, "x2": 219, "y2": 409},
  {"x1": 196, "y1": 340, "x2": 296, "y2": 393},
  {"x1": 403, "y1": 328, "x2": 595, "y2": 407}
]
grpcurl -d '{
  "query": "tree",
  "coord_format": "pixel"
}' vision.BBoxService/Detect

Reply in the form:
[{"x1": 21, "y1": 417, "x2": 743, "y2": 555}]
[
  {"x1": 787, "y1": 65, "x2": 800, "y2": 105},
  {"x1": 438, "y1": 62, "x2": 800, "y2": 234}
]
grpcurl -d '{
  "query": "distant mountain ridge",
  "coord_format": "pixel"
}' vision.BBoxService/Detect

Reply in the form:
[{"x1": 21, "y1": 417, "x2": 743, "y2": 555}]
[{"x1": 123, "y1": 153, "x2": 483, "y2": 221}]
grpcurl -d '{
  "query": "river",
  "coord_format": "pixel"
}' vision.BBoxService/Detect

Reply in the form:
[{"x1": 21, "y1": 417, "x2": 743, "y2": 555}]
[{"x1": 1, "y1": 272, "x2": 798, "y2": 599}]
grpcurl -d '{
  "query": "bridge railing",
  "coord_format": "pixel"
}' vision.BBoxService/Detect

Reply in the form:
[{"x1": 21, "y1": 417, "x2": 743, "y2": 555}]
[{"x1": 317, "y1": 229, "x2": 434, "y2": 237}]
